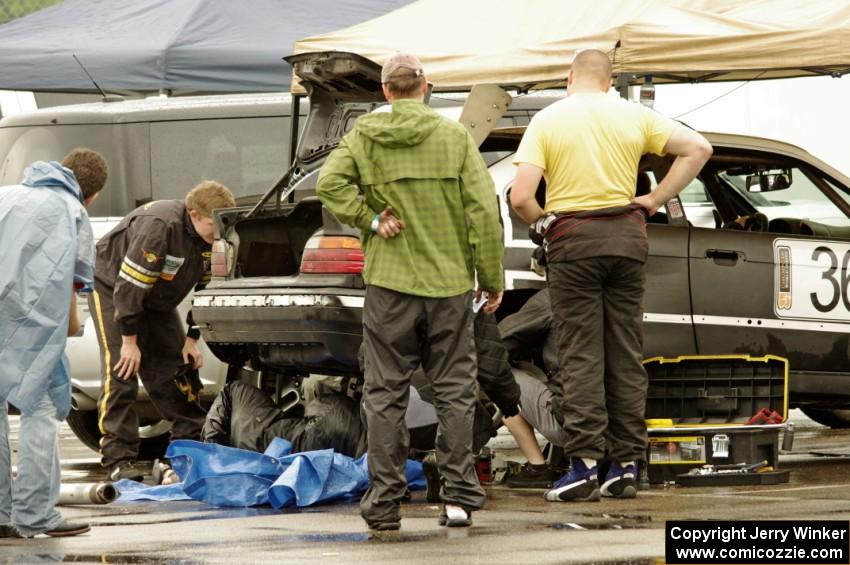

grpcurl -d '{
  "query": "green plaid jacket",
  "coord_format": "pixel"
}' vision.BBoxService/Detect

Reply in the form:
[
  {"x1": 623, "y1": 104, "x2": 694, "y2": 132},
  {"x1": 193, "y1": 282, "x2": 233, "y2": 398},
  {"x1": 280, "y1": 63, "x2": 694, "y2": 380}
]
[{"x1": 317, "y1": 100, "x2": 504, "y2": 297}]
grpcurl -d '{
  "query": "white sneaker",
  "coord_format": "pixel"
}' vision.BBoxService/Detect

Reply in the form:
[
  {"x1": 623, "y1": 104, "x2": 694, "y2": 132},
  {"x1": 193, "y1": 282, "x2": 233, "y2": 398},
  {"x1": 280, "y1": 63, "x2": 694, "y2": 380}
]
[{"x1": 439, "y1": 504, "x2": 472, "y2": 527}]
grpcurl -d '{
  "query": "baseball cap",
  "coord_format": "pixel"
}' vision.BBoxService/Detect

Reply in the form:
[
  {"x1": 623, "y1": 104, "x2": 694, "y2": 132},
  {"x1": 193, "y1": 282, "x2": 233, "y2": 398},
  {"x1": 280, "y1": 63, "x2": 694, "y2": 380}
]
[{"x1": 381, "y1": 53, "x2": 424, "y2": 84}]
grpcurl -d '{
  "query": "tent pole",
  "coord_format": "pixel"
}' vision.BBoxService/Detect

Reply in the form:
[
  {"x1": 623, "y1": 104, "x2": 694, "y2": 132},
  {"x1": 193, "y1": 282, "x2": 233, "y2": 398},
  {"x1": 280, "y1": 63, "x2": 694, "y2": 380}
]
[{"x1": 616, "y1": 73, "x2": 632, "y2": 100}]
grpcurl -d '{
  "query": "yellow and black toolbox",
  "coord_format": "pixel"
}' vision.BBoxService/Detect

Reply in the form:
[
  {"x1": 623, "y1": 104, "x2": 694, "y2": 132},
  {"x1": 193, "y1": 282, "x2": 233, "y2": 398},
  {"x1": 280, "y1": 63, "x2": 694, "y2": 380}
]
[{"x1": 643, "y1": 354, "x2": 789, "y2": 485}]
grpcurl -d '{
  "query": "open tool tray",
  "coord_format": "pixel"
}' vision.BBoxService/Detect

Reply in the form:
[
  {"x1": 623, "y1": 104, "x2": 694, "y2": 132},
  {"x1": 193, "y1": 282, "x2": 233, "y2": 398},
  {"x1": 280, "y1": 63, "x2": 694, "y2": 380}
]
[
  {"x1": 676, "y1": 469, "x2": 790, "y2": 486},
  {"x1": 643, "y1": 355, "x2": 789, "y2": 484},
  {"x1": 644, "y1": 355, "x2": 788, "y2": 426},
  {"x1": 646, "y1": 426, "x2": 783, "y2": 484}
]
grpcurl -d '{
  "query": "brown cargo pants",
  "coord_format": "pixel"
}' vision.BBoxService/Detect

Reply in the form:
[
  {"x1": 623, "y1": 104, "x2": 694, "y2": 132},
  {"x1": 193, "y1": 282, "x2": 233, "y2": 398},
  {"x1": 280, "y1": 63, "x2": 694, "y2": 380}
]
[
  {"x1": 359, "y1": 285, "x2": 485, "y2": 526},
  {"x1": 88, "y1": 283, "x2": 206, "y2": 468}
]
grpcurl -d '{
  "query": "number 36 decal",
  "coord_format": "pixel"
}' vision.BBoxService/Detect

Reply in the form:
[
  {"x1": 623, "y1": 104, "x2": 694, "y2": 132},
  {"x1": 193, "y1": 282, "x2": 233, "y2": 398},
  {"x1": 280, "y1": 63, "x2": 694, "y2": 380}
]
[{"x1": 774, "y1": 238, "x2": 850, "y2": 322}]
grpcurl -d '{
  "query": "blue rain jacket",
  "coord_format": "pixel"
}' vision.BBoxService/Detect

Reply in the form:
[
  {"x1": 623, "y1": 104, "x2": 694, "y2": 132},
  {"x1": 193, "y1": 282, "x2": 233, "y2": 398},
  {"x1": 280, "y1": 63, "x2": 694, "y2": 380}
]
[{"x1": 0, "y1": 161, "x2": 94, "y2": 419}]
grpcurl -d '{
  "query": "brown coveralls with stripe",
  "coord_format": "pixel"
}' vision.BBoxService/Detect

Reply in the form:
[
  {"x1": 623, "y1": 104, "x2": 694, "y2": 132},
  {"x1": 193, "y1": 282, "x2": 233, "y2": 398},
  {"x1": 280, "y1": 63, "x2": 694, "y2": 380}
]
[{"x1": 89, "y1": 200, "x2": 209, "y2": 467}]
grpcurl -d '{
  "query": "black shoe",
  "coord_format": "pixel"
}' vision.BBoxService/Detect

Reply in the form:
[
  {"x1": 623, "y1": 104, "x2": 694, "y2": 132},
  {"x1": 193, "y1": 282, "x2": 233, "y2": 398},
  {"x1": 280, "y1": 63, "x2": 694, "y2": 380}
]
[
  {"x1": 505, "y1": 462, "x2": 557, "y2": 489},
  {"x1": 108, "y1": 460, "x2": 145, "y2": 482},
  {"x1": 422, "y1": 451, "x2": 442, "y2": 503},
  {"x1": 45, "y1": 520, "x2": 90, "y2": 538},
  {"x1": 438, "y1": 504, "x2": 472, "y2": 527},
  {"x1": 367, "y1": 520, "x2": 401, "y2": 531},
  {"x1": 0, "y1": 524, "x2": 22, "y2": 538}
]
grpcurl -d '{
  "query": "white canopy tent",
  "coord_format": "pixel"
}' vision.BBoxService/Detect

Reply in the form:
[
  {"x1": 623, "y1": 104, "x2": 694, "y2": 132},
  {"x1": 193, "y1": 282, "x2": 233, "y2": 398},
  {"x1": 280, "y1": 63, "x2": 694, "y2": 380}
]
[{"x1": 292, "y1": 0, "x2": 850, "y2": 92}]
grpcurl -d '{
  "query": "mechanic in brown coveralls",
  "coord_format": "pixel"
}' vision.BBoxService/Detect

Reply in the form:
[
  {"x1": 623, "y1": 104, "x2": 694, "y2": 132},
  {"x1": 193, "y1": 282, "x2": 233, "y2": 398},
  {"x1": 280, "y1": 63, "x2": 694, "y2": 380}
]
[{"x1": 89, "y1": 181, "x2": 235, "y2": 482}]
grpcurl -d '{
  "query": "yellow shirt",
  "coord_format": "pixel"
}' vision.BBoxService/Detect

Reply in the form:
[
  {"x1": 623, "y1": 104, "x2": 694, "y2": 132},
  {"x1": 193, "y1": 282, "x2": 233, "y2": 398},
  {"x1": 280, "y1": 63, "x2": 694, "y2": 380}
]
[{"x1": 513, "y1": 92, "x2": 675, "y2": 214}]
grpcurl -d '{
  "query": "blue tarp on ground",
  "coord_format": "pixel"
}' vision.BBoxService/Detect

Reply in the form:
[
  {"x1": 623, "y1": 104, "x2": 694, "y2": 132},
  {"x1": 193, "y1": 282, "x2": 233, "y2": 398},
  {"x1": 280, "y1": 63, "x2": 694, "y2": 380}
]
[
  {"x1": 116, "y1": 439, "x2": 425, "y2": 508},
  {"x1": 0, "y1": 0, "x2": 414, "y2": 94}
]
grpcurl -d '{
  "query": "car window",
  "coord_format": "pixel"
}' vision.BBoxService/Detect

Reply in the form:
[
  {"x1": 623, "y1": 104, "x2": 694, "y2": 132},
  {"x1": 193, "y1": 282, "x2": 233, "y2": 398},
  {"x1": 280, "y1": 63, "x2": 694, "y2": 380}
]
[
  {"x1": 482, "y1": 150, "x2": 513, "y2": 167},
  {"x1": 678, "y1": 177, "x2": 711, "y2": 205},
  {"x1": 826, "y1": 178, "x2": 850, "y2": 207},
  {"x1": 150, "y1": 117, "x2": 289, "y2": 201},
  {"x1": 0, "y1": 123, "x2": 150, "y2": 217},
  {"x1": 719, "y1": 166, "x2": 850, "y2": 229},
  {"x1": 646, "y1": 172, "x2": 712, "y2": 227}
]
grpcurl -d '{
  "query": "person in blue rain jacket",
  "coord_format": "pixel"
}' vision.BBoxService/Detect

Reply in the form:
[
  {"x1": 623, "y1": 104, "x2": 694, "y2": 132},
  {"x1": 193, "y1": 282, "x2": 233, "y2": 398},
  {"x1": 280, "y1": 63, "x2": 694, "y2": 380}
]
[{"x1": 0, "y1": 149, "x2": 108, "y2": 538}]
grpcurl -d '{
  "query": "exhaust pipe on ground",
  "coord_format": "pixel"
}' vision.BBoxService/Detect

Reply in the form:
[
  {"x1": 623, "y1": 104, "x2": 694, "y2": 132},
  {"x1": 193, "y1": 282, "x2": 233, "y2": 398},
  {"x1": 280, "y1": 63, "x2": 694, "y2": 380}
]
[{"x1": 58, "y1": 482, "x2": 119, "y2": 505}]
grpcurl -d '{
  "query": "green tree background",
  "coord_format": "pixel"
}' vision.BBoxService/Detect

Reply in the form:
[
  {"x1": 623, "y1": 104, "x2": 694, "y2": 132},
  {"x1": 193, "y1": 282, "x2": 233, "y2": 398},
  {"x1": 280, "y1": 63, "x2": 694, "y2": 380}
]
[{"x1": 0, "y1": 0, "x2": 62, "y2": 24}]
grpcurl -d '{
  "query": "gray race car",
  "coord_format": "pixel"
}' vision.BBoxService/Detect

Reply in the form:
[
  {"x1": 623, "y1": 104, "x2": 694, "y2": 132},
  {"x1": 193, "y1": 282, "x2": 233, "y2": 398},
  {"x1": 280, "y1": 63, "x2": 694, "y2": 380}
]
[{"x1": 190, "y1": 52, "x2": 850, "y2": 429}]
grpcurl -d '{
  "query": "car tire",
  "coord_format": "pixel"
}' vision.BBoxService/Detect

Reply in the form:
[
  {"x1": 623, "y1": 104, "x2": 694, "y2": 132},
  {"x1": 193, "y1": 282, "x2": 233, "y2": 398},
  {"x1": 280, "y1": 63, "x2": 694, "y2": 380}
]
[
  {"x1": 800, "y1": 407, "x2": 850, "y2": 429},
  {"x1": 66, "y1": 409, "x2": 171, "y2": 459}
]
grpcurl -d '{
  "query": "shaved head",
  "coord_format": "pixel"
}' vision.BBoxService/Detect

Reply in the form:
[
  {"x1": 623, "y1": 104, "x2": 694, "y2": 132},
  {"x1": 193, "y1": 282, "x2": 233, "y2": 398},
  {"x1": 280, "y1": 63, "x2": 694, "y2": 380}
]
[{"x1": 570, "y1": 49, "x2": 612, "y2": 91}]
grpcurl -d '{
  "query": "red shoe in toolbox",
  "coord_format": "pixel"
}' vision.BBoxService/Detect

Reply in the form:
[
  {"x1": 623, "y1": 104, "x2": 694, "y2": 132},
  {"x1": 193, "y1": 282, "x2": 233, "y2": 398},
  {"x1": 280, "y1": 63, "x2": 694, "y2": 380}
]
[{"x1": 745, "y1": 407, "x2": 784, "y2": 425}]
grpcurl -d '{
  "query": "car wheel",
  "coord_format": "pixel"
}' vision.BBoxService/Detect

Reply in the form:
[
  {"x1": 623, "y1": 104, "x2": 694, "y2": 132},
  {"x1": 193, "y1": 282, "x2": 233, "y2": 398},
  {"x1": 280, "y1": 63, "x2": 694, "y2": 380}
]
[
  {"x1": 66, "y1": 409, "x2": 172, "y2": 459},
  {"x1": 65, "y1": 409, "x2": 102, "y2": 453},
  {"x1": 800, "y1": 407, "x2": 850, "y2": 429}
]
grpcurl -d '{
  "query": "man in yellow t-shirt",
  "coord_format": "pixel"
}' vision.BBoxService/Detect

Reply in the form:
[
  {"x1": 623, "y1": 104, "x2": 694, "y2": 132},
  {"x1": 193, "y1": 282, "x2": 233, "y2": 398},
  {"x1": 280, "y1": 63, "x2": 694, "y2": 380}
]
[{"x1": 510, "y1": 49, "x2": 712, "y2": 503}]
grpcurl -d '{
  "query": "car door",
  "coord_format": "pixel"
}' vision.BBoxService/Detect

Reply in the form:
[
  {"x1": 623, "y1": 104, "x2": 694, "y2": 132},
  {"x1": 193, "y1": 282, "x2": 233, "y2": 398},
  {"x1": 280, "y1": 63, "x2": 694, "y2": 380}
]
[
  {"x1": 643, "y1": 223, "x2": 695, "y2": 358},
  {"x1": 688, "y1": 158, "x2": 850, "y2": 390}
]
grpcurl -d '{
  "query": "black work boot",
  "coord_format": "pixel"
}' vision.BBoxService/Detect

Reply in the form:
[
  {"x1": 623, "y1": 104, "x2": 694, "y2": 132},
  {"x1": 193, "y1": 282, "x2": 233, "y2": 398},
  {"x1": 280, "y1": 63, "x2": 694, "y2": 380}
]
[
  {"x1": 107, "y1": 460, "x2": 145, "y2": 482},
  {"x1": 505, "y1": 462, "x2": 557, "y2": 489},
  {"x1": 421, "y1": 451, "x2": 443, "y2": 503}
]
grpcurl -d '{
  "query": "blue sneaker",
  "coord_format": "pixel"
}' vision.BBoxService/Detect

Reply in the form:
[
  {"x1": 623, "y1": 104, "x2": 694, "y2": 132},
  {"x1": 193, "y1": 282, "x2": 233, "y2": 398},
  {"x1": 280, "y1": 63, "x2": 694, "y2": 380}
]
[
  {"x1": 544, "y1": 458, "x2": 600, "y2": 502},
  {"x1": 600, "y1": 461, "x2": 637, "y2": 499}
]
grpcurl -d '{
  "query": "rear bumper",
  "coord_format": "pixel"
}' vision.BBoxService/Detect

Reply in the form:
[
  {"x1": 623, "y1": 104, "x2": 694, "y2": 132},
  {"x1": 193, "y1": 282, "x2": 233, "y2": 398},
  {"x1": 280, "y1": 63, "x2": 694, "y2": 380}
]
[{"x1": 192, "y1": 288, "x2": 364, "y2": 375}]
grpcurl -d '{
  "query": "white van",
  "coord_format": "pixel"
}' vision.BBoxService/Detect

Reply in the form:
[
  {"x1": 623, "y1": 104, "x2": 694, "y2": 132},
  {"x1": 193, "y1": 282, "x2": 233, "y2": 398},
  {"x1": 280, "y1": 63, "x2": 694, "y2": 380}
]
[{"x1": 0, "y1": 93, "x2": 305, "y2": 456}]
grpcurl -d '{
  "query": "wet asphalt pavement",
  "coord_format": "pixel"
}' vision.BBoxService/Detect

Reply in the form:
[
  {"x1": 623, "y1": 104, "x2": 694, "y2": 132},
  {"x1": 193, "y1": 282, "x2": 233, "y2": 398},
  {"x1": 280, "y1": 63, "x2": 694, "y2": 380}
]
[{"x1": 3, "y1": 411, "x2": 850, "y2": 564}]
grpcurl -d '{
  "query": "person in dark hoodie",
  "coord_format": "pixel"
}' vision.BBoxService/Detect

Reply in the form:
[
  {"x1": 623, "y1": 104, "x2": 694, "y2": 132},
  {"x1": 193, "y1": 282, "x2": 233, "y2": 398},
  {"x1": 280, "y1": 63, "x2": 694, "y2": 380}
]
[
  {"x1": 0, "y1": 149, "x2": 108, "y2": 538},
  {"x1": 316, "y1": 52, "x2": 505, "y2": 530}
]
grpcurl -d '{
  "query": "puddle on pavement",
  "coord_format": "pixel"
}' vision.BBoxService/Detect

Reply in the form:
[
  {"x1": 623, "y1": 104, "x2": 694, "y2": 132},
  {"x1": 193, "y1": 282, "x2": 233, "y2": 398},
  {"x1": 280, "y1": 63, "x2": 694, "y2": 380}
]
[
  {"x1": 286, "y1": 531, "x2": 439, "y2": 543},
  {"x1": 2, "y1": 554, "x2": 199, "y2": 564},
  {"x1": 253, "y1": 526, "x2": 511, "y2": 545},
  {"x1": 5, "y1": 551, "x2": 662, "y2": 565},
  {"x1": 94, "y1": 505, "x2": 282, "y2": 527},
  {"x1": 252, "y1": 529, "x2": 443, "y2": 544},
  {"x1": 576, "y1": 512, "x2": 652, "y2": 521},
  {"x1": 254, "y1": 518, "x2": 655, "y2": 546},
  {"x1": 574, "y1": 557, "x2": 664, "y2": 565},
  {"x1": 548, "y1": 521, "x2": 644, "y2": 530},
  {"x1": 543, "y1": 512, "x2": 653, "y2": 531}
]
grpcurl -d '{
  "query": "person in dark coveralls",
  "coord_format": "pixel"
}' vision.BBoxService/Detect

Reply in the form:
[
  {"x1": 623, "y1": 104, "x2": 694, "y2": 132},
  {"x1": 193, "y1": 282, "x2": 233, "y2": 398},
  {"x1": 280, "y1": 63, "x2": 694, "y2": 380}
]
[
  {"x1": 0, "y1": 149, "x2": 107, "y2": 538},
  {"x1": 90, "y1": 181, "x2": 236, "y2": 482},
  {"x1": 316, "y1": 53, "x2": 505, "y2": 529},
  {"x1": 511, "y1": 49, "x2": 712, "y2": 502}
]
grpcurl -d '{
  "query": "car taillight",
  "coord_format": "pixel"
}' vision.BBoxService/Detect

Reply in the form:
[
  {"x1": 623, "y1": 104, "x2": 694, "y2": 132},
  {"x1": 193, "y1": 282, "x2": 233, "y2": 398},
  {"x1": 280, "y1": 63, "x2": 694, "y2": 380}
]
[
  {"x1": 211, "y1": 239, "x2": 232, "y2": 278},
  {"x1": 300, "y1": 235, "x2": 364, "y2": 274}
]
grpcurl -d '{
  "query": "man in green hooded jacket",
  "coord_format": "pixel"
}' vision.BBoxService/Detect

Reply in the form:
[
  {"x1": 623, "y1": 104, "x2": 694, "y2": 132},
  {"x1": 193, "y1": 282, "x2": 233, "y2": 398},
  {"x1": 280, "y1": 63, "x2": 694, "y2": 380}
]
[{"x1": 317, "y1": 53, "x2": 504, "y2": 530}]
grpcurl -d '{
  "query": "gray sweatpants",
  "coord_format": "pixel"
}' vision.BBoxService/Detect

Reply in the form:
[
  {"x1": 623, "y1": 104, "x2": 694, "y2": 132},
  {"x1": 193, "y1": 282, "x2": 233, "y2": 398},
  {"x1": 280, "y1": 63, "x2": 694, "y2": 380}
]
[
  {"x1": 514, "y1": 371, "x2": 571, "y2": 448},
  {"x1": 359, "y1": 285, "x2": 485, "y2": 525}
]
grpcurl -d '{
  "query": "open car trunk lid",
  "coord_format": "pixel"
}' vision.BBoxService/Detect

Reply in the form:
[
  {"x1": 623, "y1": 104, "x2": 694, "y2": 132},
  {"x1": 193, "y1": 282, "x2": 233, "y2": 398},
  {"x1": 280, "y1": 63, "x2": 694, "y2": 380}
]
[
  {"x1": 284, "y1": 51, "x2": 386, "y2": 170},
  {"x1": 210, "y1": 51, "x2": 512, "y2": 281}
]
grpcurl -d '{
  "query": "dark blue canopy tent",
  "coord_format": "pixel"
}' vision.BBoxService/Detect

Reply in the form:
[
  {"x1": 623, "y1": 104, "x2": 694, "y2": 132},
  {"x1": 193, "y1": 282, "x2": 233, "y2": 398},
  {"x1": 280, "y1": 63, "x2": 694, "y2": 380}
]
[{"x1": 0, "y1": 0, "x2": 413, "y2": 95}]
